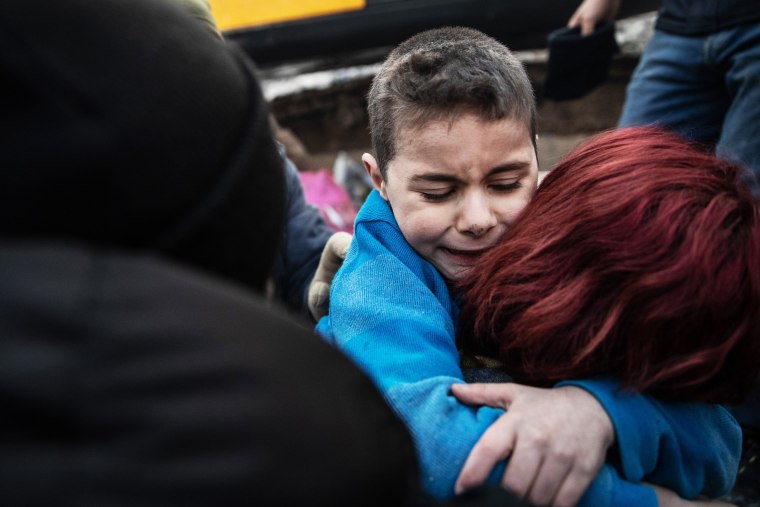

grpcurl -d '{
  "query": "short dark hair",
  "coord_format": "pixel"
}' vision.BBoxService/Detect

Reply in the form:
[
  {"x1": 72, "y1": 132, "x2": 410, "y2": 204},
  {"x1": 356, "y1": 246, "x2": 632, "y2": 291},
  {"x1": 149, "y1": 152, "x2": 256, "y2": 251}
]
[
  {"x1": 459, "y1": 127, "x2": 760, "y2": 404},
  {"x1": 367, "y1": 26, "x2": 537, "y2": 178}
]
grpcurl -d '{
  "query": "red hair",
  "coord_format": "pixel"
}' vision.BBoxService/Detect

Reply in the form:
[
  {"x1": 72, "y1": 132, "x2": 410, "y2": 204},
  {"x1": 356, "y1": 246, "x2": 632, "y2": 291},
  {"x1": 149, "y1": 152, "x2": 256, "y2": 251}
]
[{"x1": 458, "y1": 127, "x2": 760, "y2": 404}]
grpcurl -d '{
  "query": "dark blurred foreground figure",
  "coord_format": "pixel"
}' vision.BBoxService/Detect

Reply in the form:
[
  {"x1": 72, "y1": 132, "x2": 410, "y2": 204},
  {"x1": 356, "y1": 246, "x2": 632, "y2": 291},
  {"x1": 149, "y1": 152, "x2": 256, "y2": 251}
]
[{"x1": 0, "y1": 0, "x2": 428, "y2": 505}]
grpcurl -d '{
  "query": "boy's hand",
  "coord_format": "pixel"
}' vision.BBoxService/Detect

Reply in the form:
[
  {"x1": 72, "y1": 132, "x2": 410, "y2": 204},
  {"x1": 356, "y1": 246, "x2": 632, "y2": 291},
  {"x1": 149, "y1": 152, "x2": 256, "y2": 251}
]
[
  {"x1": 567, "y1": 0, "x2": 621, "y2": 36},
  {"x1": 452, "y1": 383, "x2": 614, "y2": 507},
  {"x1": 308, "y1": 231, "x2": 352, "y2": 321}
]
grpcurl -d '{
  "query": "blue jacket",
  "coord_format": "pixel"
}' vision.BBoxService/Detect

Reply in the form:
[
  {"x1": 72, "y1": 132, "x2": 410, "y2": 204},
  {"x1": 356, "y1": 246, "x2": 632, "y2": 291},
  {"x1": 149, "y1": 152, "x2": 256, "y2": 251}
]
[{"x1": 317, "y1": 190, "x2": 741, "y2": 505}]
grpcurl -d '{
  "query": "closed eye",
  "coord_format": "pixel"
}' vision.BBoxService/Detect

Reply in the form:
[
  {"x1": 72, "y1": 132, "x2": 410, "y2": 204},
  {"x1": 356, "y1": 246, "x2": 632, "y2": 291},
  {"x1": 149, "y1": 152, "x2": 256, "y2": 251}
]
[
  {"x1": 491, "y1": 181, "x2": 521, "y2": 192},
  {"x1": 420, "y1": 189, "x2": 456, "y2": 202}
]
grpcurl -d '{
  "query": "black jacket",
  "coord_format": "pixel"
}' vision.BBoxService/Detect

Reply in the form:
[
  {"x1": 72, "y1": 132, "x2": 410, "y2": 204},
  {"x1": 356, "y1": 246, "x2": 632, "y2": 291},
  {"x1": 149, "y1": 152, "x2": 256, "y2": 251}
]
[
  {"x1": 657, "y1": 0, "x2": 760, "y2": 35},
  {"x1": 0, "y1": 242, "x2": 421, "y2": 506}
]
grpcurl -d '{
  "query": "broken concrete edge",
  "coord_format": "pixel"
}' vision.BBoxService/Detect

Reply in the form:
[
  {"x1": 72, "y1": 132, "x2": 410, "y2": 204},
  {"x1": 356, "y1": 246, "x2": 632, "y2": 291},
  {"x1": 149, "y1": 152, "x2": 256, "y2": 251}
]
[{"x1": 261, "y1": 12, "x2": 655, "y2": 101}]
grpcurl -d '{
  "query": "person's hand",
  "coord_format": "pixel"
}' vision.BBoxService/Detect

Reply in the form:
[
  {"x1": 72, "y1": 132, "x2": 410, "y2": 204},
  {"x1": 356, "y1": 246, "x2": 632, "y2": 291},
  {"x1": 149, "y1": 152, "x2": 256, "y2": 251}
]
[
  {"x1": 567, "y1": 0, "x2": 621, "y2": 35},
  {"x1": 451, "y1": 383, "x2": 614, "y2": 507},
  {"x1": 307, "y1": 231, "x2": 352, "y2": 320},
  {"x1": 649, "y1": 484, "x2": 737, "y2": 507}
]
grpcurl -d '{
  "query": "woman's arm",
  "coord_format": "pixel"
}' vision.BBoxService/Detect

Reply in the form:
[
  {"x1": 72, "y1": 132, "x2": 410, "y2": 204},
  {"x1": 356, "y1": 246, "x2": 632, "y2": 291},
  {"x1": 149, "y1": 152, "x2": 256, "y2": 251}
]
[
  {"x1": 452, "y1": 383, "x2": 614, "y2": 506},
  {"x1": 453, "y1": 380, "x2": 742, "y2": 504}
]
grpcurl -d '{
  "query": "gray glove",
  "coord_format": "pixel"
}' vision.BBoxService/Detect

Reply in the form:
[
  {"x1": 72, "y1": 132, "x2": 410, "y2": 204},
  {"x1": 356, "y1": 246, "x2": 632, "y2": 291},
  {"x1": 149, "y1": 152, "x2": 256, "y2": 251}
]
[{"x1": 308, "y1": 231, "x2": 352, "y2": 321}]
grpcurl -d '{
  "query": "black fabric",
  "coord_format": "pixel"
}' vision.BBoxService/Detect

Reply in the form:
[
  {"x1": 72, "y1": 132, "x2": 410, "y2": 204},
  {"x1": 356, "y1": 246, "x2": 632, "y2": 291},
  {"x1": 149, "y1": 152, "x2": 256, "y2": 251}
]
[
  {"x1": 543, "y1": 22, "x2": 619, "y2": 101},
  {"x1": 0, "y1": 0, "x2": 284, "y2": 292},
  {"x1": 0, "y1": 242, "x2": 422, "y2": 507},
  {"x1": 656, "y1": 0, "x2": 760, "y2": 36}
]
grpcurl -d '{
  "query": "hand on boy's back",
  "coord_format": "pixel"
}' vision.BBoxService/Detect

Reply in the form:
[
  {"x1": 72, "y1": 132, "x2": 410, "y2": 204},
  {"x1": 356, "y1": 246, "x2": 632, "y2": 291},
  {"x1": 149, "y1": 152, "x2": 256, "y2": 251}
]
[
  {"x1": 308, "y1": 231, "x2": 352, "y2": 321},
  {"x1": 451, "y1": 383, "x2": 614, "y2": 507}
]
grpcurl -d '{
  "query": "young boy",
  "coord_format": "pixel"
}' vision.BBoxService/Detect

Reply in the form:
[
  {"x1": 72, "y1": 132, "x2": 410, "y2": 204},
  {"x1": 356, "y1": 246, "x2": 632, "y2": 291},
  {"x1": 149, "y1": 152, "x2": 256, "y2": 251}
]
[{"x1": 316, "y1": 27, "x2": 740, "y2": 506}]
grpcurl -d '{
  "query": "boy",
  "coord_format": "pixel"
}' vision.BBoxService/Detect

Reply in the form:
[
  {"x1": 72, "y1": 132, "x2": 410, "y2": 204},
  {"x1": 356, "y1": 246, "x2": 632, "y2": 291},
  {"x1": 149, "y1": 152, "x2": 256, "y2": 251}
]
[{"x1": 316, "y1": 27, "x2": 740, "y2": 506}]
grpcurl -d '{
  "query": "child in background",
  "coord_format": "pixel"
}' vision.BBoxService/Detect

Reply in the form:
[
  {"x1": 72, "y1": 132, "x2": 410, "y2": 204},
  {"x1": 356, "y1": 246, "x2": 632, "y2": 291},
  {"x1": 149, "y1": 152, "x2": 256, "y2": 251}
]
[{"x1": 316, "y1": 27, "x2": 741, "y2": 507}]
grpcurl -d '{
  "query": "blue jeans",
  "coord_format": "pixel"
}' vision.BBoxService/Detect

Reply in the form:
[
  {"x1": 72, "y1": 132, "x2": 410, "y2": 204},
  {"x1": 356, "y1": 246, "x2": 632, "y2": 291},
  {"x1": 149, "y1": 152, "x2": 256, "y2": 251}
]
[{"x1": 619, "y1": 23, "x2": 760, "y2": 198}]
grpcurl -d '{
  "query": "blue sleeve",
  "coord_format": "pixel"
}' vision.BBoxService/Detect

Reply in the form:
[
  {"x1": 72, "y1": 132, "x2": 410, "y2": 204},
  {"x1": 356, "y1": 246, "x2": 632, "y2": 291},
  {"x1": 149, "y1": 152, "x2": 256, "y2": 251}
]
[
  {"x1": 579, "y1": 465, "x2": 658, "y2": 507},
  {"x1": 270, "y1": 152, "x2": 333, "y2": 316},
  {"x1": 316, "y1": 210, "x2": 689, "y2": 504},
  {"x1": 561, "y1": 378, "x2": 742, "y2": 499},
  {"x1": 316, "y1": 223, "x2": 505, "y2": 498}
]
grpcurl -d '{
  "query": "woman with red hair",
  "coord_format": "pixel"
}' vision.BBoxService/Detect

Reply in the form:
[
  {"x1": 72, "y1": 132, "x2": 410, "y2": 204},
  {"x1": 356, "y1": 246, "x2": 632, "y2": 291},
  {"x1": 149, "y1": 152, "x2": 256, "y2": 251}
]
[
  {"x1": 454, "y1": 127, "x2": 760, "y2": 506},
  {"x1": 459, "y1": 126, "x2": 760, "y2": 405}
]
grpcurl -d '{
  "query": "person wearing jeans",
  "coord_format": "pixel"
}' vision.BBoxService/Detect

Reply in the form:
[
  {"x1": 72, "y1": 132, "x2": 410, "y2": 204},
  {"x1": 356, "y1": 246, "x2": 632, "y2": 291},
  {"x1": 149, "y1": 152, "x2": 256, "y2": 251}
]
[{"x1": 569, "y1": 0, "x2": 760, "y2": 199}]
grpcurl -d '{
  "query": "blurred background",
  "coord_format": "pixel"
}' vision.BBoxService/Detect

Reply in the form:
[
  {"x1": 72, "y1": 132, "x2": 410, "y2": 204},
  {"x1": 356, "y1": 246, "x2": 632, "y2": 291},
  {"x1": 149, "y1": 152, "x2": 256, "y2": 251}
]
[{"x1": 208, "y1": 0, "x2": 659, "y2": 175}]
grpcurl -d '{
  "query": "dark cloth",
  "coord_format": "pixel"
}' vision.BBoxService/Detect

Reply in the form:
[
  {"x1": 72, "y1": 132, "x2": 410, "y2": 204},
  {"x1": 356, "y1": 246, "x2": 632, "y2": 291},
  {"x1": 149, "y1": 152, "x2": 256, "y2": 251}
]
[
  {"x1": 543, "y1": 22, "x2": 619, "y2": 101},
  {"x1": 0, "y1": 0, "x2": 284, "y2": 292},
  {"x1": 270, "y1": 152, "x2": 334, "y2": 316},
  {"x1": 657, "y1": 0, "x2": 760, "y2": 35},
  {"x1": 0, "y1": 242, "x2": 421, "y2": 506}
]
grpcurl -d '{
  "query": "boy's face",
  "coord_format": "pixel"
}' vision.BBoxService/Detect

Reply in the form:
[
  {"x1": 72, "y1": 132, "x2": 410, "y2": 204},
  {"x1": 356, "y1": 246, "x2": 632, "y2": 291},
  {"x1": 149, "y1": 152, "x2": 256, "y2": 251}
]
[{"x1": 363, "y1": 113, "x2": 538, "y2": 282}]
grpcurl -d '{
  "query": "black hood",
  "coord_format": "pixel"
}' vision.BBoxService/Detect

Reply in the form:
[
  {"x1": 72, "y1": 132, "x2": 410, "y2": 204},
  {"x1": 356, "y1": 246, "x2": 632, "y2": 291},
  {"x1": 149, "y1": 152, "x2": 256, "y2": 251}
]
[{"x1": 0, "y1": 0, "x2": 285, "y2": 291}]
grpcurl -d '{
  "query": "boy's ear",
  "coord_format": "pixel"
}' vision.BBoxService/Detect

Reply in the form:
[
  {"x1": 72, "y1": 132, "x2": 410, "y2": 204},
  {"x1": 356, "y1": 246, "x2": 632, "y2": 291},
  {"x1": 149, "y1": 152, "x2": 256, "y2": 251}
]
[{"x1": 362, "y1": 153, "x2": 387, "y2": 199}]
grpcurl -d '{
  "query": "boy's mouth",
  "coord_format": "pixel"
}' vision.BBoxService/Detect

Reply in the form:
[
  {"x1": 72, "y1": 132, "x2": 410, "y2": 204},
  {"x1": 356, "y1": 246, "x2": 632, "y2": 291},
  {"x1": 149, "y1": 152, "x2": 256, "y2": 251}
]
[{"x1": 441, "y1": 247, "x2": 490, "y2": 264}]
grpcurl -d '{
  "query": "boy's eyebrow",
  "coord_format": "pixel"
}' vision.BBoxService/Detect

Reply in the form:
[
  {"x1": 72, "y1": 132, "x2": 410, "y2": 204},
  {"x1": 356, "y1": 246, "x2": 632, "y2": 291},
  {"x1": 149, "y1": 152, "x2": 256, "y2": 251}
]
[
  {"x1": 487, "y1": 162, "x2": 531, "y2": 176},
  {"x1": 410, "y1": 162, "x2": 531, "y2": 183}
]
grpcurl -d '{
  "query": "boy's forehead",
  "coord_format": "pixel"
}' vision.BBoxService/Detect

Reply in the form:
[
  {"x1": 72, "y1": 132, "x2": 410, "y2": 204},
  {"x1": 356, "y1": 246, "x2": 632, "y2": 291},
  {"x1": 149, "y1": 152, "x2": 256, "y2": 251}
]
[{"x1": 394, "y1": 113, "x2": 532, "y2": 153}]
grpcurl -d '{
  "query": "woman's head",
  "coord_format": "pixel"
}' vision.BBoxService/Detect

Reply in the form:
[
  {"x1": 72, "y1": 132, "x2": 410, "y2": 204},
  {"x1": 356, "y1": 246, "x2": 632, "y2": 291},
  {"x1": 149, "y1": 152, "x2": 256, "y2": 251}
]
[{"x1": 459, "y1": 127, "x2": 760, "y2": 404}]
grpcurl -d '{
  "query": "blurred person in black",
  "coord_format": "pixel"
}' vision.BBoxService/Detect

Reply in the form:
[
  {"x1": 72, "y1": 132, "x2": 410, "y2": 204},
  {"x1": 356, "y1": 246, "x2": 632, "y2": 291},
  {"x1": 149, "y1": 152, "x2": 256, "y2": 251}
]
[{"x1": 0, "y1": 0, "x2": 423, "y2": 505}]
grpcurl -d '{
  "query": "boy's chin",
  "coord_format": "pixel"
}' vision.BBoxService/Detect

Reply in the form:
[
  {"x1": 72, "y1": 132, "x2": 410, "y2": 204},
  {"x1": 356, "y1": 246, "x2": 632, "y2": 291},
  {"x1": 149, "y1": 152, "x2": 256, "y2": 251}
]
[{"x1": 440, "y1": 264, "x2": 475, "y2": 284}]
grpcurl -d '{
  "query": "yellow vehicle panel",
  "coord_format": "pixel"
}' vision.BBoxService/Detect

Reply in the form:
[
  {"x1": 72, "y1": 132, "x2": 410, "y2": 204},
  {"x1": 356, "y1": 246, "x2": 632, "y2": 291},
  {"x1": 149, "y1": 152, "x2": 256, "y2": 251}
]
[{"x1": 209, "y1": 0, "x2": 366, "y2": 31}]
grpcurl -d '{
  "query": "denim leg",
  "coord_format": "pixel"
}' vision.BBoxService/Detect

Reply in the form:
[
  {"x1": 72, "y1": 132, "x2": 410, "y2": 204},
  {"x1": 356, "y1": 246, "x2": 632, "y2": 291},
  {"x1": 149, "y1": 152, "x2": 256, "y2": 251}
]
[
  {"x1": 619, "y1": 30, "x2": 729, "y2": 144},
  {"x1": 714, "y1": 23, "x2": 760, "y2": 197}
]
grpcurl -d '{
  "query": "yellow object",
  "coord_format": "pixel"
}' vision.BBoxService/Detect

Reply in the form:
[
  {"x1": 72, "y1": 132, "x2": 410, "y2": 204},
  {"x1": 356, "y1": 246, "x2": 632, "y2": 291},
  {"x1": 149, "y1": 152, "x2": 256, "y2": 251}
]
[{"x1": 209, "y1": 0, "x2": 366, "y2": 31}]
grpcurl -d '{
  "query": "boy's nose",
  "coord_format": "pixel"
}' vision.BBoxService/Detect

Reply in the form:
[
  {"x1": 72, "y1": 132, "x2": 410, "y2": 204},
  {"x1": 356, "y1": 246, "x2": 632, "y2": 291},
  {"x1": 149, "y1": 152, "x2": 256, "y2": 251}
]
[{"x1": 457, "y1": 193, "x2": 497, "y2": 237}]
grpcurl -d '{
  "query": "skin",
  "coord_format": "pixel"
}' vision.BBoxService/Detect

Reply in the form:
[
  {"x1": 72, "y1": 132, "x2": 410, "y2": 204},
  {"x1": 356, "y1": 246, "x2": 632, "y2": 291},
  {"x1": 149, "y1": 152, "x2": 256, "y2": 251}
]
[
  {"x1": 452, "y1": 383, "x2": 615, "y2": 507},
  {"x1": 363, "y1": 113, "x2": 538, "y2": 282},
  {"x1": 568, "y1": 0, "x2": 621, "y2": 35},
  {"x1": 362, "y1": 113, "x2": 617, "y2": 507}
]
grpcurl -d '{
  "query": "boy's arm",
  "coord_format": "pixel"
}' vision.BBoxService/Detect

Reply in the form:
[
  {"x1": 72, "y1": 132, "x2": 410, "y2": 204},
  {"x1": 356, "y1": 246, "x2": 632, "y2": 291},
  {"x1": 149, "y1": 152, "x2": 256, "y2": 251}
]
[
  {"x1": 562, "y1": 378, "x2": 742, "y2": 499},
  {"x1": 318, "y1": 226, "x2": 622, "y2": 503},
  {"x1": 318, "y1": 248, "x2": 503, "y2": 498}
]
